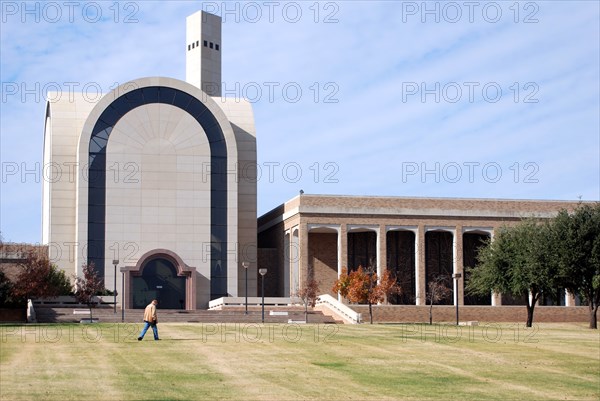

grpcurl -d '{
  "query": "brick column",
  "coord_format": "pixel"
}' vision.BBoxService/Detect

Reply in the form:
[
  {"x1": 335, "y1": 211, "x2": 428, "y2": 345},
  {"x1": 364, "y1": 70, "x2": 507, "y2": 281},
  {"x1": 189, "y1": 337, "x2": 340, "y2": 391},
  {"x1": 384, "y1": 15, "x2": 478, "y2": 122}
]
[
  {"x1": 338, "y1": 224, "x2": 347, "y2": 302},
  {"x1": 283, "y1": 231, "x2": 291, "y2": 297},
  {"x1": 378, "y1": 224, "x2": 386, "y2": 278},
  {"x1": 416, "y1": 225, "x2": 426, "y2": 305},
  {"x1": 490, "y1": 229, "x2": 501, "y2": 306},
  {"x1": 299, "y1": 223, "x2": 309, "y2": 290},
  {"x1": 378, "y1": 224, "x2": 387, "y2": 304},
  {"x1": 290, "y1": 227, "x2": 300, "y2": 296},
  {"x1": 565, "y1": 290, "x2": 576, "y2": 306}
]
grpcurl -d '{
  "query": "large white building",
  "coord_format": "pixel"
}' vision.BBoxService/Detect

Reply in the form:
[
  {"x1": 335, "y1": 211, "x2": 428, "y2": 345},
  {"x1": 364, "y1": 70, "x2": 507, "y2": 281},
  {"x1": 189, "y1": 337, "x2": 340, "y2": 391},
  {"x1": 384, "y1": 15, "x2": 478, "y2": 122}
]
[{"x1": 42, "y1": 11, "x2": 257, "y2": 309}]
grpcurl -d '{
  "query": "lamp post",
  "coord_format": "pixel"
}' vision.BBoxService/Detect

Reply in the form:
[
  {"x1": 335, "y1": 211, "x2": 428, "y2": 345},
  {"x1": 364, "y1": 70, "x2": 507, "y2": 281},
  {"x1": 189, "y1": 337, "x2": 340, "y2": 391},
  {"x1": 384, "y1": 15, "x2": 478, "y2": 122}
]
[
  {"x1": 452, "y1": 273, "x2": 462, "y2": 325},
  {"x1": 121, "y1": 269, "x2": 125, "y2": 322},
  {"x1": 112, "y1": 259, "x2": 119, "y2": 314},
  {"x1": 259, "y1": 268, "x2": 267, "y2": 323},
  {"x1": 242, "y1": 261, "x2": 249, "y2": 314}
]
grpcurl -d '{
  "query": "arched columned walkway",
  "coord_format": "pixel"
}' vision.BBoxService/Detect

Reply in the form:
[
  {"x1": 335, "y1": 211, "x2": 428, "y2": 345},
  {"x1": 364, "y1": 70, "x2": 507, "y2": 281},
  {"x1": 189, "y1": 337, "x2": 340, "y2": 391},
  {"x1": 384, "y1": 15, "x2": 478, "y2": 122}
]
[{"x1": 121, "y1": 249, "x2": 196, "y2": 310}]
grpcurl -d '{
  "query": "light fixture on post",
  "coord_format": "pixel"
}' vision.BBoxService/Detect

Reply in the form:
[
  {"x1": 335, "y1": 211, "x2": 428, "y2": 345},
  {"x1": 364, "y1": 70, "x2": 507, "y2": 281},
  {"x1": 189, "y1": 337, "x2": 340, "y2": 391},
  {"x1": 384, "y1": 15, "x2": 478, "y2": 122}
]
[
  {"x1": 452, "y1": 273, "x2": 462, "y2": 325},
  {"x1": 259, "y1": 268, "x2": 267, "y2": 323},
  {"x1": 120, "y1": 267, "x2": 125, "y2": 322},
  {"x1": 242, "y1": 262, "x2": 249, "y2": 314},
  {"x1": 112, "y1": 260, "x2": 119, "y2": 314}
]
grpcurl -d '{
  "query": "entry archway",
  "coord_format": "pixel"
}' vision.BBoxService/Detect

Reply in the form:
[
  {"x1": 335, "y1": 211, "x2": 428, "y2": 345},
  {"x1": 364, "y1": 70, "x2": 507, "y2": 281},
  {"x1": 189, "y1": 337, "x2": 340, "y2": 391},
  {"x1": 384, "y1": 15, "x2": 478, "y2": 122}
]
[{"x1": 123, "y1": 249, "x2": 197, "y2": 310}]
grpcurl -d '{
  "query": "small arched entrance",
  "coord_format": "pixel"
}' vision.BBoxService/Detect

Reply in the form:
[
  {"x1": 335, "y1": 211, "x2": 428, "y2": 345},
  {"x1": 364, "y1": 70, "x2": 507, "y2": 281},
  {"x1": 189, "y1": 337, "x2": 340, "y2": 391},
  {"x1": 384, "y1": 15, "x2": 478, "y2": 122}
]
[
  {"x1": 133, "y1": 258, "x2": 185, "y2": 309},
  {"x1": 123, "y1": 249, "x2": 196, "y2": 310}
]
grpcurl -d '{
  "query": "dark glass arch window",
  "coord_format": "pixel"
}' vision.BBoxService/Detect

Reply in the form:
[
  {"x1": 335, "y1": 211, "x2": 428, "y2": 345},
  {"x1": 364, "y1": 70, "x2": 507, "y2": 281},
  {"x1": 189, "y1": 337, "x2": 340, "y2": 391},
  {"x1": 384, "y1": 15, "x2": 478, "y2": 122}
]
[{"x1": 87, "y1": 86, "x2": 228, "y2": 299}]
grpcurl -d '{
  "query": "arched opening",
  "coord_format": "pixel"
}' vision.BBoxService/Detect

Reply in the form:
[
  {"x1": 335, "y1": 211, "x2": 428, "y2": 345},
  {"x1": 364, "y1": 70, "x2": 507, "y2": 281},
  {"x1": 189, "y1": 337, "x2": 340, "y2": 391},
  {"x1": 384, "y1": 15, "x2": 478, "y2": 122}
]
[
  {"x1": 425, "y1": 231, "x2": 453, "y2": 305},
  {"x1": 132, "y1": 257, "x2": 186, "y2": 309},
  {"x1": 386, "y1": 230, "x2": 416, "y2": 304},
  {"x1": 347, "y1": 230, "x2": 376, "y2": 271},
  {"x1": 123, "y1": 249, "x2": 197, "y2": 310},
  {"x1": 463, "y1": 232, "x2": 492, "y2": 305}
]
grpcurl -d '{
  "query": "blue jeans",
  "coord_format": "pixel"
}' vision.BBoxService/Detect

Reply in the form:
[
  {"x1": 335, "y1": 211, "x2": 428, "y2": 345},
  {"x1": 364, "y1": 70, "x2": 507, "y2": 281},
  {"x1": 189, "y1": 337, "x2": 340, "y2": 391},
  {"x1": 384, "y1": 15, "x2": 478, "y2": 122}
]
[{"x1": 139, "y1": 321, "x2": 159, "y2": 340}]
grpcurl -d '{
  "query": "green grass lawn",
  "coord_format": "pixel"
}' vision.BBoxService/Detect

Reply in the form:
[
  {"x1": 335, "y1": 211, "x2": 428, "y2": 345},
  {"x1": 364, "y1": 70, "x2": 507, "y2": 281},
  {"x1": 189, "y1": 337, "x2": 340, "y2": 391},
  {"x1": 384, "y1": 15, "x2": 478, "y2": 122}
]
[{"x1": 0, "y1": 322, "x2": 598, "y2": 401}]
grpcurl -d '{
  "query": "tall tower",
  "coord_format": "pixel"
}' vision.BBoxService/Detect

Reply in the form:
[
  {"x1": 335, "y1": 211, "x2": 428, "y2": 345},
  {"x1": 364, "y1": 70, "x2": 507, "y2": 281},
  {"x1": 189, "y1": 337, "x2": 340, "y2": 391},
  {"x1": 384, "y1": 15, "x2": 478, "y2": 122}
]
[{"x1": 186, "y1": 11, "x2": 222, "y2": 96}]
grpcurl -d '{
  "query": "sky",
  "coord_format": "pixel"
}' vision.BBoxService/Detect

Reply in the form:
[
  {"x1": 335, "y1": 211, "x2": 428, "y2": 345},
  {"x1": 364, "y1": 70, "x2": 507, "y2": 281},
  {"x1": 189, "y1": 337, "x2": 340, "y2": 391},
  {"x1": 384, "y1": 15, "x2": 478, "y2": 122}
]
[{"x1": 1, "y1": 1, "x2": 599, "y2": 243}]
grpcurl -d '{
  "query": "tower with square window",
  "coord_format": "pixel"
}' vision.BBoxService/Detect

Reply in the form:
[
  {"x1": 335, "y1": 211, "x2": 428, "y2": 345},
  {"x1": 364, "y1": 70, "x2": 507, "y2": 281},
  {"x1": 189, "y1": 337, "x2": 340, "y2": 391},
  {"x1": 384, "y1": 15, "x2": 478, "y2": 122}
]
[
  {"x1": 186, "y1": 10, "x2": 222, "y2": 96},
  {"x1": 42, "y1": 11, "x2": 256, "y2": 309}
]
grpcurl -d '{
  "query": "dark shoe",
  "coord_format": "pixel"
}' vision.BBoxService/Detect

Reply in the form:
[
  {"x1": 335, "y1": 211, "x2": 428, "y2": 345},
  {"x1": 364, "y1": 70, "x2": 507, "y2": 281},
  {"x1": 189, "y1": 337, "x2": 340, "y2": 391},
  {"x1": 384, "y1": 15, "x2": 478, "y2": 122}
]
[
  {"x1": 138, "y1": 337, "x2": 142, "y2": 341},
  {"x1": 155, "y1": 338, "x2": 161, "y2": 341}
]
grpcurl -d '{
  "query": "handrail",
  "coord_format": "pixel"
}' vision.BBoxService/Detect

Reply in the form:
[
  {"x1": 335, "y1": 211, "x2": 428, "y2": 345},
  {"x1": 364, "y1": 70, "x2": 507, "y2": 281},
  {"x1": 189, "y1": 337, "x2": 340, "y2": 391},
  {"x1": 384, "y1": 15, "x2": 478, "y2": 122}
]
[
  {"x1": 32, "y1": 295, "x2": 115, "y2": 307},
  {"x1": 314, "y1": 294, "x2": 361, "y2": 324},
  {"x1": 208, "y1": 296, "x2": 301, "y2": 310}
]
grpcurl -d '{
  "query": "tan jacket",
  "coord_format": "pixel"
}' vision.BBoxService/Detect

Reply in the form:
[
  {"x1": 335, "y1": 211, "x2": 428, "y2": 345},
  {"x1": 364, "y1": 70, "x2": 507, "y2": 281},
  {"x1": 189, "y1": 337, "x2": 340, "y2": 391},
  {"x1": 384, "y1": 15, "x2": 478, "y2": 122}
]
[{"x1": 143, "y1": 303, "x2": 157, "y2": 323}]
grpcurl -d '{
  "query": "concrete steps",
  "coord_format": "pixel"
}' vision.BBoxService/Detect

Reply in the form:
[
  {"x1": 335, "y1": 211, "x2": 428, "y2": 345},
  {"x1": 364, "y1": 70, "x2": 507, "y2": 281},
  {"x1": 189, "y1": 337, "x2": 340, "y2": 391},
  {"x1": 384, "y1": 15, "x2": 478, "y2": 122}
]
[{"x1": 34, "y1": 306, "x2": 341, "y2": 324}]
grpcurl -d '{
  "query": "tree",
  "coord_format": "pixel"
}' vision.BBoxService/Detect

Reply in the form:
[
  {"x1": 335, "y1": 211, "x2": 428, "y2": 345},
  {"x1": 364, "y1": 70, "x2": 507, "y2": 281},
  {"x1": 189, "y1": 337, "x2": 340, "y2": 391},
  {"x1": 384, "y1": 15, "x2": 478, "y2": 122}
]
[
  {"x1": 333, "y1": 265, "x2": 401, "y2": 324},
  {"x1": 0, "y1": 270, "x2": 17, "y2": 308},
  {"x1": 74, "y1": 263, "x2": 105, "y2": 323},
  {"x1": 12, "y1": 251, "x2": 73, "y2": 303},
  {"x1": 467, "y1": 220, "x2": 558, "y2": 327},
  {"x1": 427, "y1": 275, "x2": 452, "y2": 325},
  {"x1": 296, "y1": 278, "x2": 320, "y2": 323},
  {"x1": 553, "y1": 204, "x2": 600, "y2": 329}
]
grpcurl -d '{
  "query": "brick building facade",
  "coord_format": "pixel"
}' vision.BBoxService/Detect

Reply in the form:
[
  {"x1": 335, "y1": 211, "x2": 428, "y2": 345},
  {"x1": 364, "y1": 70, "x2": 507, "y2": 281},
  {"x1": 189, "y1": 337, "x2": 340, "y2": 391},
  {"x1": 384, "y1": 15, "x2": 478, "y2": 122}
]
[{"x1": 257, "y1": 194, "x2": 584, "y2": 308}]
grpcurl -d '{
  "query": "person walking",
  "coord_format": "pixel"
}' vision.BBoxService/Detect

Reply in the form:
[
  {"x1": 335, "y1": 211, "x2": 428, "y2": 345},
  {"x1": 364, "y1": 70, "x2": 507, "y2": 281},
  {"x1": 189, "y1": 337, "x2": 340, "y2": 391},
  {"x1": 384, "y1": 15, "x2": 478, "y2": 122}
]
[{"x1": 138, "y1": 299, "x2": 160, "y2": 341}]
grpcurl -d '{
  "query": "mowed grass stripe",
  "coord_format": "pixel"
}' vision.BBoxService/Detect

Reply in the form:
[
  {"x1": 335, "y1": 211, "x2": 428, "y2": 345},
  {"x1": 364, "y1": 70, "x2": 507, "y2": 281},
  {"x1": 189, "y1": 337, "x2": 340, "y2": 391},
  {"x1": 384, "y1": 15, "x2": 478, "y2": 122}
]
[{"x1": 0, "y1": 323, "x2": 598, "y2": 401}]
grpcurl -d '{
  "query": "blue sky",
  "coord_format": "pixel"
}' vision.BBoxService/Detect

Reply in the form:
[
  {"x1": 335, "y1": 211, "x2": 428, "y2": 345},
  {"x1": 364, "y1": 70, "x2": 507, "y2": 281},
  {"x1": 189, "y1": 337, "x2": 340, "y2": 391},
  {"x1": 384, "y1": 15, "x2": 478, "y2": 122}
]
[{"x1": 1, "y1": 1, "x2": 599, "y2": 243}]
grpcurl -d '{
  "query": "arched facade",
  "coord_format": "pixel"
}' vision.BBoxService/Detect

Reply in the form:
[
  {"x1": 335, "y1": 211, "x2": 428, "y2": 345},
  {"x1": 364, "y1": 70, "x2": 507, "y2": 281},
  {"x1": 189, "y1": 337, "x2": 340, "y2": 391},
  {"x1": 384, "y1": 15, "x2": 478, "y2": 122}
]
[{"x1": 43, "y1": 77, "x2": 257, "y2": 309}]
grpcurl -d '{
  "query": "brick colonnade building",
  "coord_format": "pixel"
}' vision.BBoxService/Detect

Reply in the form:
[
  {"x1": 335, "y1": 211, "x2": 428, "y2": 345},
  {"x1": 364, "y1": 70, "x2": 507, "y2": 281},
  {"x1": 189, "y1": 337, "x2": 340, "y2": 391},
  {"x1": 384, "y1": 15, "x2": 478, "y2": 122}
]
[{"x1": 258, "y1": 194, "x2": 586, "y2": 310}]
